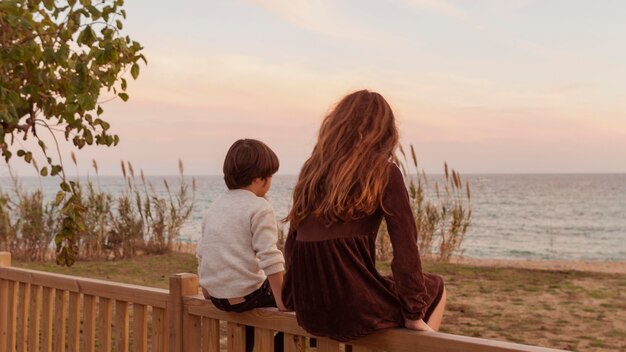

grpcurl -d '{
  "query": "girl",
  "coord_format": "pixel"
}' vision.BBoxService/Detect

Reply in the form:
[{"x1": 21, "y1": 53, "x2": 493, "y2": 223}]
[{"x1": 282, "y1": 90, "x2": 447, "y2": 341}]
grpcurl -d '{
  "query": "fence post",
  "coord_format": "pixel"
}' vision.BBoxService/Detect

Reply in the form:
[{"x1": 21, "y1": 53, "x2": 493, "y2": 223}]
[
  {"x1": 168, "y1": 273, "x2": 199, "y2": 352},
  {"x1": 0, "y1": 252, "x2": 11, "y2": 350}
]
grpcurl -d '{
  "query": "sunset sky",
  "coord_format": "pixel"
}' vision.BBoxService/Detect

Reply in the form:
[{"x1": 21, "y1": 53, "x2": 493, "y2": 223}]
[{"x1": 4, "y1": 0, "x2": 626, "y2": 176}]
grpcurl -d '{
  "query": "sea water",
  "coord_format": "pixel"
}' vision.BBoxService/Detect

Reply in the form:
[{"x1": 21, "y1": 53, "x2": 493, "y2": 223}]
[{"x1": 2, "y1": 174, "x2": 625, "y2": 261}]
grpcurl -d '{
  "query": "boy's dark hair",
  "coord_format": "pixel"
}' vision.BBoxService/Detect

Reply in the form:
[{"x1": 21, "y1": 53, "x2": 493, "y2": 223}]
[{"x1": 223, "y1": 139, "x2": 279, "y2": 190}]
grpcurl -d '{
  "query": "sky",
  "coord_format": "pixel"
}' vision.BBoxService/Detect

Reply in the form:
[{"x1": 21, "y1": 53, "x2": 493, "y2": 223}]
[{"x1": 3, "y1": 0, "x2": 626, "y2": 177}]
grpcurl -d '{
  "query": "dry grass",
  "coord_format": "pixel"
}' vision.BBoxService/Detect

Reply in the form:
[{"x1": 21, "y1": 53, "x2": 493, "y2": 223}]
[
  {"x1": 406, "y1": 261, "x2": 624, "y2": 352},
  {"x1": 378, "y1": 145, "x2": 471, "y2": 262},
  {"x1": 0, "y1": 158, "x2": 196, "y2": 261}
]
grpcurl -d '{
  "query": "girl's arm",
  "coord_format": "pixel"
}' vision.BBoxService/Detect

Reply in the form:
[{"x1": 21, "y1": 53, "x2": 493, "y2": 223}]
[
  {"x1": 383, "y1": 164, "x2": 430, "y2": 325},
  {"x1": 281, "y1": 226, "x2": 297, "y2": 311}
]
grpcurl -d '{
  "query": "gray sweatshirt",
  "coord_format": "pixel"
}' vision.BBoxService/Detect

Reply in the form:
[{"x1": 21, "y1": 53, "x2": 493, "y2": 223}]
[{"x1": 196, "y1": 189, "x2": 285, "y2": 298}]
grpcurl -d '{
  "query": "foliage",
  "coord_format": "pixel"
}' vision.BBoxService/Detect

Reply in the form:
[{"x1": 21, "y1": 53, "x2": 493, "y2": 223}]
[
  {"x1": 377, "y1": 145, "x2": 472, "y2": 262},
  {"x1": 0, "y1": 193, "x2": 17, "y2": 252},
  {"x1": 0, "y1": 169, "x2": 59, "y2": 260},
  {"x1": 84, "y1": 158, "x2": 196, "y2": 259},
  {"x1": 0, "y1": 158, "x2": 196, "y2": 261},
  {"x1": 0, "y1": 0, "x2": 145, "y2": 265}
]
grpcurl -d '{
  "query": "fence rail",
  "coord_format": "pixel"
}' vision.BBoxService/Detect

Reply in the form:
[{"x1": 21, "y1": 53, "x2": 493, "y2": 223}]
[{"x1": 0, "y1": 252, "x2": 568, "y2": 352}]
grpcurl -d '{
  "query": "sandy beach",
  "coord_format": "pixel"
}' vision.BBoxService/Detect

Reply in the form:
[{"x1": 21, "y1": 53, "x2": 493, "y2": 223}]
[{"x1": 450, "y1": 256, "x2": 626, "y2": 275}]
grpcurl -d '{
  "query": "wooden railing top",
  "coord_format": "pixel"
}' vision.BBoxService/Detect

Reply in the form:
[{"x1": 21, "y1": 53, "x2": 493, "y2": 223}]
[
  {"x1": 0, "y1": 266, "x2": 169, "y2": 308},
  {"x1": 184, "y1": 295, "x2": 567, "y2": 352}
]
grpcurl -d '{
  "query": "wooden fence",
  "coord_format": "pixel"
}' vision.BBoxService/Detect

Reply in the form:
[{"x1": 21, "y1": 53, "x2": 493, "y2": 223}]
[{"x1": 0, "y1": 252, "x2": 568, "y2": 352}]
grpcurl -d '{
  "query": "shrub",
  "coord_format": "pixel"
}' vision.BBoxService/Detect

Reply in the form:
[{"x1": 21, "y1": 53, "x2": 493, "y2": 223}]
[
  {"x1": 0, "y1": 158, "x2": 196, "y2": 261},
  {"x1": 377, "y1": 145, "x2": 472, "y2": 262}
]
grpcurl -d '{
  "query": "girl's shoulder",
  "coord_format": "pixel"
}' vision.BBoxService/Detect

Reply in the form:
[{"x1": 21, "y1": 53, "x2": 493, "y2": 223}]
[{"x1": 385, "y1": 161, "x2": 403, "y2": 180}]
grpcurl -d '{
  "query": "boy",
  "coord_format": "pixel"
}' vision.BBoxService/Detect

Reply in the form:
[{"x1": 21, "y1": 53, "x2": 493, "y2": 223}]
[{"x1": 196, "y1": 139, "x2": 285, "y2": 351}]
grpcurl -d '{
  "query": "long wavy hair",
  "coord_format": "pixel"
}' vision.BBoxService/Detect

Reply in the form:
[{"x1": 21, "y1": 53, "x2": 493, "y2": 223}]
[{"x1": 287, "y1": 90, "x2": 399, "y2": 227}]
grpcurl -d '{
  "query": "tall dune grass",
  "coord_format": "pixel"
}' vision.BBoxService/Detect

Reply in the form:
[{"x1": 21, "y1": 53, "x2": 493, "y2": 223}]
[
  {"x1": 376, "y1": 145, "x2": 472, "y2": 262},
  {"x1": 0, "y1": 158, "x2": 196, "y2": 261}
]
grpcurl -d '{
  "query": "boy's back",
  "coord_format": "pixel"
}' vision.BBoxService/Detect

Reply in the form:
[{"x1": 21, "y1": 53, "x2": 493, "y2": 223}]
[{"x1": 197, "y1": 188, "x2": 284, "y2": 299}]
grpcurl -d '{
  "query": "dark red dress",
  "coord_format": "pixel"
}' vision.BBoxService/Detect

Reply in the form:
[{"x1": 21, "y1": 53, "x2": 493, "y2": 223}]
[{"x1": 282, "y1": 165, "x2": 445, "y2": 342}]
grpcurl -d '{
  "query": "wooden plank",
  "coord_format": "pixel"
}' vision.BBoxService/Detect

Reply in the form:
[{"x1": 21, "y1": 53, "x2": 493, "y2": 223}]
[
  {"x1": 0, "y1": 253, "x2": 11, "y2": 352},
  {"x1": 283, "y1": 334, "x2": 305, "y2": 352},
  {"x1": 227, "y1": 322, "x2": 246, "y2": 352},
  {"x1": 16, "y1": 282, "x2": 30, "y2": 352},
  {"x1": 5, "y1": 280, "x2": 18, "y2": 352},
  {"x1": 185, "y1": 296, "x2": 566, "y2": 352},
  {"x1": 54, "y1": 290, "x2": 68, "y2": 352},
  {"x1": 186, "y1": 297, "x2": 311, "y2": 337},
  {"x1": 0, "y1": 252, "x2": 10, "y2": 266},
  {"x1": 201, "y1": 318, "x2": 220, "y2": 352},
  {"x1": 183, "y1": 310, "x2": 201, "y2": 352},
  {"x1": 168, "y1": 273, "x2": 198, "y2": 352},
  {"x1": 28, "y1": 285, "x2": 42, "y2": 352},
  {"x1": 98, "y1": 297, "x2": 113, "y2": 352},
  {"x1": 0, "y1": 267, "x2": 168, "y2": 308},
  {"x1": 352, "y1": 330, "x2": 568, "y2": 352},
  {"x1": 151, "y1": 307, "x2": 166, "y2": 352},
  {"x1": 317, "y1": 338, "x2": 340, "y2": 352},
  {"x1": 132, "y1": 304, "x2": 148, "y2": 352},
  {"x1": 114, "y1": 300, "x2": 130, "y2": 352},
  {"x1": 254, "y1": 328, "x2": 275, "y2": 352},
  {"x1": 350, "y1": 345, "x2": 376, "y2": 352},
  {"x1": 82, "y1": 295, "x2": 97, "y2": 352},
  {"x1": 0, "y1": 279, "x2": 9, "y2": 351},
  {"x1": 41, "y1": 287, "x2": 54, "y2": 352},
  {"x1": 67, "y1": 292, "x2": 81, "y2": 352}
]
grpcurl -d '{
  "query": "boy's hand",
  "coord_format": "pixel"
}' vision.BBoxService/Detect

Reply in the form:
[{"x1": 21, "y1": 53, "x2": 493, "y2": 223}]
[
  {"x1": 267, "y1": 271, "x2": 288, "y2": 311},
  {"x1": 276, "y1": 300, "x2": 289, "y2": 312}
]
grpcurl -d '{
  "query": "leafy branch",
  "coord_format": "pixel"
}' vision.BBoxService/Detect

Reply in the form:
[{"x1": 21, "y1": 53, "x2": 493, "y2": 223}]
[{"x1": 0, "y1": 0, "x2": 146, "y2": 265}]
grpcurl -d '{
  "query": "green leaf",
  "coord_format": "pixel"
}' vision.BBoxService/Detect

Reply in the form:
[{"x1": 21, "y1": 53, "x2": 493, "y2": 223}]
[
  {"x1": 55, "y1": 191, "x2": 66, "y2": 206},
  {"x1": 40, "y1": 167, "x2": 48, "y2": 177},
  {"x1": 78, "y1": 26, "x2": 97, "y2": 46},
  {"x1": 130, "y1": 64, "x2": 139, "y2": 80},
  {"x1": 55, "y1": 235, "x2": 63, "y2": 248},
  {"x1": 116, "y1": 19, "x2": 123, "y2": 30},
  {"x1": 43, "y1": 0, "x2": 55, "y2": 11},
  {"x1": 97, "y1": 105, "x2": 103, "y2": 116},
  {"x1": 60, "y1": 182, "x2": 71, "y2": 192},
  {"x1": 51, "y1": 165, "x2": 63, "y2": 176},
  {"x1": 3, "y1": 150, "x2": 12, "y2": 162},
  {"x1": 118, "y1": 93, "x2": 129, "y2": 102},
  {"x1": 84, "y1": 130, "x2": 93, "y2": 145}
]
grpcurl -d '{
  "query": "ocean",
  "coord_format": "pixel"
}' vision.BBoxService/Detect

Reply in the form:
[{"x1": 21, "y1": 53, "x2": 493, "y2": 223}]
[{"x1": 2, "y1": 174, "x2": 625, "y2": 261}]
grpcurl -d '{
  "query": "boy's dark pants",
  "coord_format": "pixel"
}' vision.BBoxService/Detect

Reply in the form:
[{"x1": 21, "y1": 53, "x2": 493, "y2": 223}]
[{"x1": 208, "y1": 280, "x2": 284, "y2": 352}]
